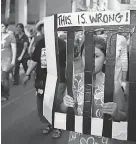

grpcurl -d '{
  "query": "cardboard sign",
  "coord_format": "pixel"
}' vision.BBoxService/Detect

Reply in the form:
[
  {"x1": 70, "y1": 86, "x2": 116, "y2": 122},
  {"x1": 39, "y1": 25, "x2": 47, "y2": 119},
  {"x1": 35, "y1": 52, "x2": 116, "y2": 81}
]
[
  {"x1": 57, "y1": 10, "x2": 130, "y2": 27},
  {"x1": 43, "y1": 10, "x2": 136, "y2": 143}
]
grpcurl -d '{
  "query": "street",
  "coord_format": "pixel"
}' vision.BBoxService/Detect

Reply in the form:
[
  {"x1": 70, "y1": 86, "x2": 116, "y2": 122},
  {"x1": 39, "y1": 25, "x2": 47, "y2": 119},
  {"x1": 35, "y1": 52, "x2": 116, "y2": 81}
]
[
  {"x1": 1, "y1": 58, "x2": 82, "y2": 144},
  {"x1": 1, "y1": 68, "x2": 69, "y2": 144},
  {"x1": 1, "y1": 60, "x2": 135, "y2": 144}
]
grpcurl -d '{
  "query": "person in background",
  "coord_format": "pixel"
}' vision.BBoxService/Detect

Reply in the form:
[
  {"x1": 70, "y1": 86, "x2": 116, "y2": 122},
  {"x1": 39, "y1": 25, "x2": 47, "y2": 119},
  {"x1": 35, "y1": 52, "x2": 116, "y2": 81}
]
[
  {"x1": 13, "y1": 23, "x2": 29, "y2": 85},
  {"x1": 1, "y1": 22, "x2": 17, "y2": 101},
  {"x1": 25, "y1": 25, "x2": 35, "y2": 43},
  {"x1": 22, "y1": 22, "x2": 65, "y2": 139},
  {"x1": 98, "y1": 31, "x2": 128, "y2": 94},
  {"x1": 28, "y1": 23, "x2": 44, "y2": 57},
  {"x1": 115, "y1": 34, "x2": 128, "y2": 95}
]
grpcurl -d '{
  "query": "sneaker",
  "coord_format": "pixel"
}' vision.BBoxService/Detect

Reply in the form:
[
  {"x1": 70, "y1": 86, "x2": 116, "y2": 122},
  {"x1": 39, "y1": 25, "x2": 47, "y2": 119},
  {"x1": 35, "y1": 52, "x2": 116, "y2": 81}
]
[
  {"x1": 52, "y1": 129, "x2": 62, "y2": 139},
  {"x1": 42, "y1": 125, "x2": 53, "y2": 134}
]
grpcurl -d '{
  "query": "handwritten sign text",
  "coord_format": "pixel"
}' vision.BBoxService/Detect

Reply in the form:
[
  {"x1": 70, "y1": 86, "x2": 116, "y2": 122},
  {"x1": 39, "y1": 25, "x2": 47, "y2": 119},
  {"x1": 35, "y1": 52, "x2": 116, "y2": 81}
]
[{"x1": 57, "y1": 11, "x2": 130, "y2": 27}]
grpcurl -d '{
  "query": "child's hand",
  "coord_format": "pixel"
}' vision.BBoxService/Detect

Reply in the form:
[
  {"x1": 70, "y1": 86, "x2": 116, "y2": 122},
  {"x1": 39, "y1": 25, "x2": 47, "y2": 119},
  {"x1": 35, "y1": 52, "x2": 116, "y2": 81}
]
[
  {"x1": 63, "y1": 94, "x2": 75, "y2": 108},
  {"x1": 102, "y1": 102, "x2": 118, "y2": 117}
]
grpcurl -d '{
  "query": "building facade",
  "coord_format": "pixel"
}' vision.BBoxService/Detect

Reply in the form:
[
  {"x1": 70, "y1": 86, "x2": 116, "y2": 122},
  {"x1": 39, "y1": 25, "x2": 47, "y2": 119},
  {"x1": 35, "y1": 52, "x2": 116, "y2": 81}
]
[
  {"x1": 1, "y1": 0, "x2": 135, "y2": 25},
  {"x1": 1, "y1": 0, "x2": 72, "y2": 24}
]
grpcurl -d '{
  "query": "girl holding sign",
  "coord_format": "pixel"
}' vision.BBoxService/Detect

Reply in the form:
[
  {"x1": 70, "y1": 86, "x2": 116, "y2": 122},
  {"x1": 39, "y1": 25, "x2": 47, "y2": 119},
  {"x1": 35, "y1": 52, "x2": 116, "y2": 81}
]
[{"x1": 60, "y1": 36, "x2": 127, "y2": 144}]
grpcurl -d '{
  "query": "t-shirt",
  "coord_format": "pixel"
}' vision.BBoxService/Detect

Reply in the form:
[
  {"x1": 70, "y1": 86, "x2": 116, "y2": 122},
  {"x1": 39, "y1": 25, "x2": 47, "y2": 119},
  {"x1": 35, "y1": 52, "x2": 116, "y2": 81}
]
[
  {"x1": 33, "y1": 34, "x2": 44, "y2": 46},
  {"x1": 1, "y1": 33, "x2": 16, "y2": 59},
  {"x1": 32, "y1": 37, "x2": 47, "y2": 88},
  {"x1": 15, "y1": 33, "x2": 29, "y2": 58},
  {"x1": 32, "y1": 37, "x2": 66, "y2": 88}
]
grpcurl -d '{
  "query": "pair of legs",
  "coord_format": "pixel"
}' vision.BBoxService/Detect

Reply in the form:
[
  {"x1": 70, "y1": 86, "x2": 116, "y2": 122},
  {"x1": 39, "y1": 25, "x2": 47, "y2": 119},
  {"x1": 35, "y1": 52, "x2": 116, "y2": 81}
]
[
  {"x1": 14, "y1": 58, "x2": 28, "y2": 85},
  {"x1": 1, "y1": 71, "x2": 10, "y2": 100},
  {"x1": 36, "y1": 88, "x2": 62, "y2": 138},
  {"x1": 1, "y1": 57, "x2": 14, "y2": 101}
]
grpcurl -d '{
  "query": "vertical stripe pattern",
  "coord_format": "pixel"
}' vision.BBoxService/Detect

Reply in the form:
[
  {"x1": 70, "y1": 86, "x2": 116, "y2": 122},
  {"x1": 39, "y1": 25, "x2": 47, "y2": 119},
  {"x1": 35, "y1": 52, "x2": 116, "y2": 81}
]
[
  {"x1": 83, "y1": 31, "x2": 94, "y2": 135},
  {"x1": 66, "y1": 31, "x2": 75, "y2": 131}
]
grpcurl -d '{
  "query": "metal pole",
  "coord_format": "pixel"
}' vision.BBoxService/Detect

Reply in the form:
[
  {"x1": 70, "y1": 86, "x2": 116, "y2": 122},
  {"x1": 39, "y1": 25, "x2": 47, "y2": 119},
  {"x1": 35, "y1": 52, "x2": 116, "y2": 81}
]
[
  {"x1": 71, "y1": 0, "x2": 76, "y2": 12},
  {"x1": 121, "y1": 0, "x2": 130, "y2": 4},
  {"x1": 5, "y1": 0, "x2": 11, "y2": 22}
]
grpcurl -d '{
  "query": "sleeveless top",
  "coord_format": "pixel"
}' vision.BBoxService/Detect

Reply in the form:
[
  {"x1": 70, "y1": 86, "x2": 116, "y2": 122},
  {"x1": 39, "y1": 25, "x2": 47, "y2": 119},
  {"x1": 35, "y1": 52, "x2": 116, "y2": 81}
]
[{"x1": 68, "y1": 73, "x2": 127, "y2": 144}]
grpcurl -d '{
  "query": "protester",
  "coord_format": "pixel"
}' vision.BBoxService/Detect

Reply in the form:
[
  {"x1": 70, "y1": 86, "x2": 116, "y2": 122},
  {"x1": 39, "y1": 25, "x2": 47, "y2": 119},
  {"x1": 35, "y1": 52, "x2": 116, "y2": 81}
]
[
  {"x1": 22, "y1": 22, "x2": 66, "y2": 139},
  {"x1": 115, "y1": 34, "x2": 128, "y2": 94},
  {"x1": 60, "y1": 36, "x2": 127, "y2": 144},
  {"x1": 1, "y1": 22, "x2": 17, "y2": 101},
  {"x1": 13, "y1": 23, "x2": 29, "y2": 85},
  {"x1": 28, "y1": 23, "x2": 44, "y2": 57},
  {"x1": 25, "y1": 25, "x2": 36, "y2": 43}
]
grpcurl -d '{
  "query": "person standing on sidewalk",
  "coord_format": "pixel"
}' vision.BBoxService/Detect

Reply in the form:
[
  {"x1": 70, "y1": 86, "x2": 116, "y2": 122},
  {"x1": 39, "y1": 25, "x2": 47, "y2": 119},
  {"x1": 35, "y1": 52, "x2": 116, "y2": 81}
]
[
  {"x1": 13, "y1": 23, "x2": 29, "y2": 85},
  {"x1": 1, "y1": 22, "x2": 17, "y2": 101},
  {"x1": 22, "y1": 22, "x2": 66, "y2": 138},
  {"x1": 28, "y1": 23, "x2": 44, "y2": 57}
]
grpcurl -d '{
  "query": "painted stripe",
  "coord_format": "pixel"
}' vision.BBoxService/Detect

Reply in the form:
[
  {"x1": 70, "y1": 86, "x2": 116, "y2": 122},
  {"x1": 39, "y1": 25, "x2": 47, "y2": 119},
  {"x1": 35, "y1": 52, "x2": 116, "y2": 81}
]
[
  {"x1": 43, "y1": 74, "x2": 57, "y2": 124},
  {"x1": 43, "y1": 15, "x2": 58, "y2": 124},
  {"x1": 54, "y1": 112, "x2": 66, "y2": 130},
  {"x1": 91, "y1": 118, "x2": 103, "y2": 136},
  {"x1": 75, "y1": 115, "x2": 83, "y2": 133},
  {"x1": 112, "y1": 122, "x2": 127, "y2": 140},
  {"x1": 83, "y1": 31, "x2": 94, "y2": 135},
  {"x1": 52, "y1": 14, "x2": 60, "y2": 127},
  {"x1": 128, "y1": 31, "x2": 136, "y2": 141},
  {"x1": 66, "y1": 31, "x2": 75, "y2": 131},
  {"x1": 102, "y1": 33, "x2": 117, "y2": 138}
]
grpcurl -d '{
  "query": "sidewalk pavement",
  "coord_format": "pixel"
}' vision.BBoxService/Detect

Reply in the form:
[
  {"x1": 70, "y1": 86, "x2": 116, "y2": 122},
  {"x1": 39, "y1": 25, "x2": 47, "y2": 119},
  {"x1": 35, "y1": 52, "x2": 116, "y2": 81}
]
[{"x1": 2, "y1": 63, "x2": 35, "y2": 106}]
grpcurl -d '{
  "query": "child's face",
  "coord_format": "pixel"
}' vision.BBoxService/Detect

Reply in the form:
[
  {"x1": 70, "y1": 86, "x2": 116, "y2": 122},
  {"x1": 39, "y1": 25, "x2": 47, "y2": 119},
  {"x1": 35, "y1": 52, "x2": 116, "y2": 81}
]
[{"x1": 82, "y1": 47, "x2": 105, "y2": 74}]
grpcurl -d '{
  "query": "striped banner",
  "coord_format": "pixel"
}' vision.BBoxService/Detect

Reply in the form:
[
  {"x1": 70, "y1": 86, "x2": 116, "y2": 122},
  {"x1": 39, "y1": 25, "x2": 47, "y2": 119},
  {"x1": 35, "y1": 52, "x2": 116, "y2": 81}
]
[{"x1": 43, "y1": 11, "x2": 136, "y2": 142}]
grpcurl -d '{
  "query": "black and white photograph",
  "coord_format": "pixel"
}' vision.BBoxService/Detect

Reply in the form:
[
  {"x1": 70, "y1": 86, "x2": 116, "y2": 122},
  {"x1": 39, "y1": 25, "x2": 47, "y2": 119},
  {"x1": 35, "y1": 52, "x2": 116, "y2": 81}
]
[{"x1": 1, "y1": 0, "x2": 136, "y2": 144}]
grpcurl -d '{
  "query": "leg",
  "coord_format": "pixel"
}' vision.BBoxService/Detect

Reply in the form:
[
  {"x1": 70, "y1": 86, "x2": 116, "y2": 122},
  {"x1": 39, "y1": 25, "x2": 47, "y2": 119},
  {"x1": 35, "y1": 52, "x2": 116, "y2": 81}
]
[
  {"x1": 36, "y1": 90, "x2": 47, "y2": 123},
  {"x1": 1, "y1": 71, "x2": 10, "y2": 100},
  {"x1": 36, "y1": 89, "x2": 53, "y2": 134},
  {"x1": 13, "y1": 61, "x2": 20, "y2": 85},
  {"x1": 1, "y1": 82, "x2": 4, "y2": 96},
  {"x1": 22, "y1": 58, "x2": 28, "y2": 73}
]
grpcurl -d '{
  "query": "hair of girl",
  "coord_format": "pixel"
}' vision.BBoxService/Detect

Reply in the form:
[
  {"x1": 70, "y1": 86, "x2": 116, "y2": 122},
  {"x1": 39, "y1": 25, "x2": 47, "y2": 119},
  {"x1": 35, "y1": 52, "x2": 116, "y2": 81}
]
[
  {"x1": 1, "y1": 21, "x2": 9, "y2": 28},
  {"x1": 80, "y1": 35, "x2": 107, "y2": 57},
  {"x1": 36, "y1": 23, "x2": 44, "y2": 32},
  {"x1": 16, "y1": 23, "x2": 25, "y2": 33}
]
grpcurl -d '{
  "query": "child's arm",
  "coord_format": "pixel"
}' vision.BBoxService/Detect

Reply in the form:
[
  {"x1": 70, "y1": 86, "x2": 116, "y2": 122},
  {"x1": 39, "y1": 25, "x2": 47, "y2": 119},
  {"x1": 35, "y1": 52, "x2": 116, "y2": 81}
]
[
  {"x1": 113, "y1": 81, "x2": 127, "y2": 122},
  {"x1": 102, "y1": 81, "x2": 127, "y2": 122}
]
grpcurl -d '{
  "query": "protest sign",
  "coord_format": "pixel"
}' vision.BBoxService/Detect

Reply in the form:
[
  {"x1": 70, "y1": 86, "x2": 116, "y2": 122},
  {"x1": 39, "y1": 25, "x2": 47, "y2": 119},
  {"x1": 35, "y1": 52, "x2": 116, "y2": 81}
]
[
  {"x1": 57, "y1": 10, "x2": 130, "y2": 27},
  {"x1": 43, "y1": 10, "x2": 136, "y2": 143}
]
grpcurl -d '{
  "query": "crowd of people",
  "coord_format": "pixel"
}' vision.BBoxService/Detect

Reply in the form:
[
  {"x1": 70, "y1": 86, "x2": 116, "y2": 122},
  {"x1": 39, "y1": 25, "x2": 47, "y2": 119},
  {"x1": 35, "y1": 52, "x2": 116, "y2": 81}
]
[{"x1": 1, "y1": 18, "x2": 130, "y2": 143}]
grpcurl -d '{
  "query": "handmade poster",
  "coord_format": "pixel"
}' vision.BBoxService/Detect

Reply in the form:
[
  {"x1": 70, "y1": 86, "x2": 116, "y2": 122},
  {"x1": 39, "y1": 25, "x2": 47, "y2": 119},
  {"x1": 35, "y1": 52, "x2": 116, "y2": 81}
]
[{"x1": 43, "y1": 10, "x2": 136, "y2": 143}]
